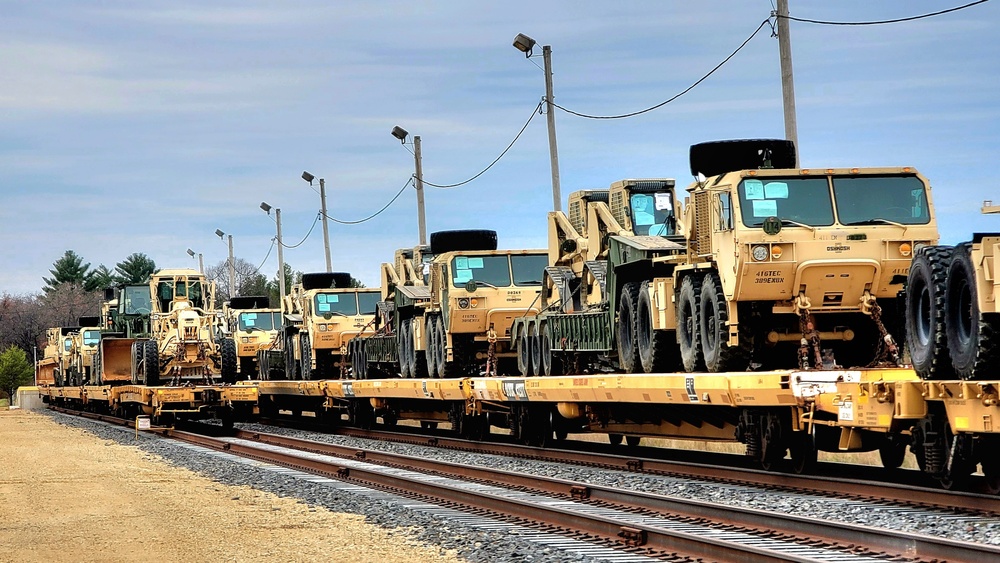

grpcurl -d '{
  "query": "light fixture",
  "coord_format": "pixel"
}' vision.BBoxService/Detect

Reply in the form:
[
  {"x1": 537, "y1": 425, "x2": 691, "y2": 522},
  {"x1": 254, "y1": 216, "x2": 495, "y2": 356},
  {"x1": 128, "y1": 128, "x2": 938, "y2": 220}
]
[
  {"x1": 512, "y1": 33, "x2": 536, "y2": 57},
  {"x1": 215, "y1": 229, "x2": 225, "y2": 239},
  {"x1": 301, "y1": 171, "x2": 315, "y2": 184},
  {"x1": 186, "y1": 249, "x2": 195, "y2": 258},
  {"x1": 260, "y1": 201, "x2": 271, "y2": 213},
  {"x1": 390, "y1": 125, "x2": 408, "y2": 143}
]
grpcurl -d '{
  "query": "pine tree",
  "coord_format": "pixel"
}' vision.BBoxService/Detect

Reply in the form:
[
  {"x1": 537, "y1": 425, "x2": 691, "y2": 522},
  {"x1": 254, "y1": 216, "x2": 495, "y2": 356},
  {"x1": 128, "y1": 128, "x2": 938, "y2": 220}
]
[
  {"x1": 0, "y1": 345, "x2": 34, "y2": 401},
  {"x1": 85, "y1": 265, "x2": 115, "y2": 292},
  {"x1": 42, "y1": 250, "x2": 91, "y2": 293},
  {"x1": 115, "y1": 253, "x2": 157, "y2": 285}
]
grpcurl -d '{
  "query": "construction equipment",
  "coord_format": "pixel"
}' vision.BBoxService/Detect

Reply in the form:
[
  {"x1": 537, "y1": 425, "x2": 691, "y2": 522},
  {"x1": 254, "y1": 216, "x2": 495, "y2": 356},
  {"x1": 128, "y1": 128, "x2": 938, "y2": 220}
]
[
  {"x1": 907, "y1": 200, "x2": 999, "y2": 379},
  {"x1": 259, "y1": 272, "x2": 380, "y2": 380},
  {"x1": 352, "y1": 230, "x2": 548, "y2": 379},
  {"x1": 514, "y1": 139, "x2": 939, "y2": 374},
  {"x1": 220, "y1": 295, "x2": 279, "y2": 380},
  {"x1": 36, "y1": 327, "x2": 78, "y2": 386}
]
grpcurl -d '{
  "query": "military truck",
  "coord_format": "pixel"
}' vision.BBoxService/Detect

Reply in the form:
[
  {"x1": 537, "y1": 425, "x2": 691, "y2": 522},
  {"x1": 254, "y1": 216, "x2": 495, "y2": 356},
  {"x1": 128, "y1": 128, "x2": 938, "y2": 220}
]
[
  {"x1": 68, "y1": 316, "x2": 103, "y2": 385},
  {"x1": 220, "y1": 295, "x2": 280, "y2": 380},
  {"x1": 352, "y1": 230, "x2": 548, "y2": 379},
  {"x1": 513, "y1": 139, "x2": 939, "y2": 375},
  {"x1": 36, "y1": 327, "x2": 78, "y2": 386},
  {"x1": 906, "y1": 199, "x2": 999, "y2": 380},
  {"x1": 259, "y1": 272, "x2": 380, "y2": 380}
]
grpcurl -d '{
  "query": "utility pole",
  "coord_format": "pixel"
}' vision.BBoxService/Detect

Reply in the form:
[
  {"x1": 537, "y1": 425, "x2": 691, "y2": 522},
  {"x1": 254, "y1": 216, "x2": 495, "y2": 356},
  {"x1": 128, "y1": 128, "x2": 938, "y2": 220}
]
[
  {"x1": 198, "y1": 253, "x2": 204, "y2": 275},
  {"x1": 776, "y1": 0, "x2": 800, "y2": 164},
  {"x1": 275, "y1": 208, "x2": 286, "y2": 303},
  {"x1": 318, "y1": 178, "x2": 332, "y2": 272},
  {"x1": 542, "y1": 45, "x2": 562, "y2": 212},
  {"x1": 413, "y1": 136, "x2": 427, "y2": 246},
  {"x1": 226, "y1": 234, "x2": 235, "y2": 297}
]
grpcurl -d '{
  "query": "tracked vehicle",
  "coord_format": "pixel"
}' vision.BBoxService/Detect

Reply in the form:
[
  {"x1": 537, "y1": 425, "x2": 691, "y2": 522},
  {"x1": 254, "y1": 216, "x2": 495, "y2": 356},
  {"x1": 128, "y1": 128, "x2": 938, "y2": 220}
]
[{"x1": 514, "y1": 139, "x2": 939, "y2": 375}]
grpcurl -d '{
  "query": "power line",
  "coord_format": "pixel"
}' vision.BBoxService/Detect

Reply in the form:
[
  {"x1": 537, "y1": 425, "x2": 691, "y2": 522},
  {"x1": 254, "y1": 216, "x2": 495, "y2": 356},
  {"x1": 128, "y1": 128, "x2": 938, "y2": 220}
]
[
  {"x1": 279, "y1": 212, "x2": 320, "y2": 249},
  {"x1": 778, "y1": 0, "x2": 989, "y2": 26},
  {"x1": 553, "y1": 18, "x2": 773, "y2": 120},
  {"x1": 254, "y1": 238, "x2": 276, "y2": 273},
  {"x1": 422, "y1": 101, "x2": 543, "y2": 189},
  {"x1": 324, "y1": 177, "x2": 413, "y2": 225}
]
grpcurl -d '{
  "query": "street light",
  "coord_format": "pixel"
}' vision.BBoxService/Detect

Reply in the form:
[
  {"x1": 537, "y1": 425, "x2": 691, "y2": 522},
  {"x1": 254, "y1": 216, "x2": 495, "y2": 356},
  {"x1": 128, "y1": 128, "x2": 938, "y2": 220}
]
[
  {"x1": 390, "y1": 125, "x2": 427, "y2": 246},
  {"x1": 512, "y1": 32, "x2": 561, "y2": 212},
  {"x1": 302, "y1": 171, "x2": 332, "y2": 272},
  {"x1": 261, "y1": 202, "x2": 286, "y2": 303},
  {"x1": 186, "y1": 248, "x2": 204, "y2": 274},
  {"x1": 216, "y1": 229, "x2": 236, "y2": 298}
]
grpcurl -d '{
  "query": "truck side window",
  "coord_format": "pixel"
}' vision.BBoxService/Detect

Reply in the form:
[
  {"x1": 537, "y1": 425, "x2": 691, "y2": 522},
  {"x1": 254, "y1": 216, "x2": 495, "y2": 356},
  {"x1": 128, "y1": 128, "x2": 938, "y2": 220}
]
[{"x1": 718, "y1": 192, "x2": 733, "y2": 230}]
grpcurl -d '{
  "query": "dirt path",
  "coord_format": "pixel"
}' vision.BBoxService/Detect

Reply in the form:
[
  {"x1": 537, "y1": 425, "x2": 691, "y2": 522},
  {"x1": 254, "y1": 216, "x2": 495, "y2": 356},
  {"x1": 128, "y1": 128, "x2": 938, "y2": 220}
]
[{"x1": 0, "y1": 410, "x2": 465, "y2": 563}]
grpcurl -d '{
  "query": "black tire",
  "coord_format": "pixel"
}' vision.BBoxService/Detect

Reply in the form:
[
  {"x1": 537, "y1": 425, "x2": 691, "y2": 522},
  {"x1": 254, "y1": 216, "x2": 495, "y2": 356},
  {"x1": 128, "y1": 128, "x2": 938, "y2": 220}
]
[
  {"x1": 689, "y1": 139, "x2": 796, "y2": 178},
  {"x1": 143, "y1": 339, "x2": 159, "y2": 386},
  {"x1": 300, "y1": 334, "x2": 313, "y2": 380},
  {"x1": 220, "y1": 338, "x2": 238, "y2": 384},
  {"x1": 284, "y1": 333, "x2": 300, "y2": 380},
  {"x1": 429, "y1": 229, "x2": 497, "y2": 255},
  {"x1": 93, "y1": 348, "x2": 103, "y2": 385},
  {"x1": 677, "y1": 275, "x2": 703, "y2": 372},
  {"x1": 437, "y1": 316, "x2": 461, "y2": 378},
  {"x1": 412, "y1": 321, "x2": 429, "y2": 379},
  {"x1": 878, "y1": 435, "x2": 908, "y2": 470},
  {"x1": 617, "y1": 282, "x2": 641, "y2": 373},
  {"x1": 945, "y1": 243, "x2": 1000, "y2": 380},
  {"x1": 301, "y1": 272, "x2": 353, "y2": 290},
  {"x1": 425, "y1": 316, "x2": 439, "y2": 378},
  {"x1": 906, "y1": 246, "x2": 954, "y2": 379},
  {"x1": 700, "y1": 272, "x2": 747, "y2": 372},
  {"x1": 529, "y1": 322, "x2": 542, "y2": 377},
  {"x1": 517, "y1": 325, "x2": 533, "y2": 376},
  {"x1": 637, "y1": 280, "x2": 677, "y2": 373},
  {"x1": 540, "y1": 323, "x2": 561, "y2": 376},
  {"x1": 398, "y1": 319, "x2": 412, "y2": 378}
]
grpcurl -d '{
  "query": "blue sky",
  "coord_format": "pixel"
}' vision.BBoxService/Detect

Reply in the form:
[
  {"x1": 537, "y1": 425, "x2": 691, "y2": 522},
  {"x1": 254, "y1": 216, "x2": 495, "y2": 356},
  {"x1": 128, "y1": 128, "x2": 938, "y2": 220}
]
[{"x1": 2, "y1": 1, "x2": 997, "y2": 294}]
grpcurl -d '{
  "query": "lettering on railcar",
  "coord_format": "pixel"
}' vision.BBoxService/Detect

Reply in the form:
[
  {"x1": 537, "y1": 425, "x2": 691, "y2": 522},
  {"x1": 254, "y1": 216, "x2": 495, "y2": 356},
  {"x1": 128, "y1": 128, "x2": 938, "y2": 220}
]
[
  {"x1": 342, "y1": 381, "x2": 355, "y2": 397},
  {"x1": 685, "y1": 376, "x2": 698, "y2": 402},
  {"x1": 501, "y1": 379, "x2": 529, "y2": 401}
]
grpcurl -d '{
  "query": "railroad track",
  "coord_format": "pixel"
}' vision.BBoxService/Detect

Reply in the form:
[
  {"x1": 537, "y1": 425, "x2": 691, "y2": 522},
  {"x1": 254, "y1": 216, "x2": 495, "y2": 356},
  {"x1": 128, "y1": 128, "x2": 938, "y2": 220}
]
[
  {"x1": 50, "y1": 408, "x2": 1000, "y2": 562},
  {"x1": 313, "y1": 422, "x2": 1000, "y2": 517}
]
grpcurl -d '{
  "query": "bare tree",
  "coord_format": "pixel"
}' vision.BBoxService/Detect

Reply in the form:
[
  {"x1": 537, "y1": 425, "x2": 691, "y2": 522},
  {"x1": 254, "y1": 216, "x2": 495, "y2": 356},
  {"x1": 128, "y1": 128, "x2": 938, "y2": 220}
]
[{"x1": 206, "y1": 258, "x2": 271, "y2": 303}]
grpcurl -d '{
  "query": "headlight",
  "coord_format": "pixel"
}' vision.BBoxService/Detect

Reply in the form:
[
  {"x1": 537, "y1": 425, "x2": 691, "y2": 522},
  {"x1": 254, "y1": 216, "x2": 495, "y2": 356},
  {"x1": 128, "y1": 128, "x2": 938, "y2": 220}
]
[
  {"x1": 458, "y1": 298, "x2": 470, "y2": 309},
  {"x1": 319, "y1": 324, "x2": 327, "y2": 332},
  {"x1": 751, "y1": 245, "x2": 769, "y2": 262}
]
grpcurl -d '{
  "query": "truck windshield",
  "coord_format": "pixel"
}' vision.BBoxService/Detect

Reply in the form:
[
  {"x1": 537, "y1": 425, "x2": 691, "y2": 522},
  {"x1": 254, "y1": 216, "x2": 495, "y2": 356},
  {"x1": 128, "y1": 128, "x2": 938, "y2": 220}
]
[
  {"x1": 121, "y1": 286, "x2": 152, "y2": 315},
  {"x1": 511, "y1": 254, "x2": 548, "y2": 286},
  {"x1": 314, "y1": 292, "x2": 358, "y2": 316},
  {"x1": 630, "y1": 192, "x2": 676, "y2": 236},
  {"x1": 358, "y1": 292, "x2": 380, "y2": 315},
  {"x1": 833, "y1": 175, "x2": 930, "y2": 225},
  {"x1": 451, "y1": 255, "x2": 511, "y2": 287},
  {"x1": 738, "y1": 177, "x2": 834, "y2": 227},
  {"x1": 239, "y1": 312, "x2": 277, "y2": 331},
  {"x1": 82, "y1": 331, "x2": 101, "y2": 346}
]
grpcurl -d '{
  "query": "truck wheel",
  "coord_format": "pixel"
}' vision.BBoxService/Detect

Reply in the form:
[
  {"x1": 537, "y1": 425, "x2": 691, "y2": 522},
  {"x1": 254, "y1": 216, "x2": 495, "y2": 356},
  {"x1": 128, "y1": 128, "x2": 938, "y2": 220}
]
[
  {"x1": 700, "y1": 272, "x2": 746, "y2": 372},
  {"x1": 945, "y1": 243, "x2": 999, "y2": 380},
  {"x1": 540, "y1": 323, "x2": 561, "y2": 376},
  {"x1": 517, "y1": 324, "x2": 534, "y2": 376},
  {"x1": 426, "y1": 316, "x2": 440, "y2": 378},
  {"x1": 529, "y1": 322, "x2": 542, "y2": 377},
  {"x1": 906, "y1": 246, "x2": 954, "y2": 379},
  {"x1": 143, "y1": 339, "x2": 160, "y2": 386},
  {"x1": 437, "y1": 316, "x2": 460, "y2": 378},
  {"x1": 677, "y1": 275, "x2": 704, "y2": 372},
  {"x1": 637, "y1": 280, "x2": 677, "y2": 373},
  {"x1": 257, "y1": 350, "x2": 270, "y2": 380},
  {"x1": 617, "y1": 282, "x2": 641, "y2": 373},
  {"x1": 220, "y1": 338, "x2": 238, "y2": 384},
  {"x1": 300, "y1": 334, "x2": 313, "y2": 380},
  {"x1": 284, "y1": 333, "x2": 300, "y2": 380},
  {"x1": 398, "y1": 320, "x2": 412, "y2": 378}
]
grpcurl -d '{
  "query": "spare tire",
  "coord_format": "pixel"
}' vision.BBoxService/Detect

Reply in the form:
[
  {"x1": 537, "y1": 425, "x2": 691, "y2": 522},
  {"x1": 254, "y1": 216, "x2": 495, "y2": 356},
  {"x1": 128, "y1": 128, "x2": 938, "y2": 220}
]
[
  {"x1": 301, "y1": 272, "x2": 354, "y2": 290},
  {"x1": 689, "y1": 139, "x2": 796, "y2": 178},
  {"x1": 430, "y1": 230, "x2": 498, "y2": 255},
  {"x1": 228, "y1": 295, "x2": 271, "y2": 310}
]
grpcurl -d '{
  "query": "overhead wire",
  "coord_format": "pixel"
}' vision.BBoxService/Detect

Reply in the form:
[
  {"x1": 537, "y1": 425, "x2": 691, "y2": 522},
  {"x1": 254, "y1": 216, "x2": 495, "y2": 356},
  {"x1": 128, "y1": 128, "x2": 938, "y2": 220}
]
[
  {"x1": 421, "y1": 101, "x2": 543, "y2": 189},
  {"x1": 323, "y1": 177, "x2": 413, "y2": 225},
  {"x1": 278, "y1": 211, "x2": 320, "y2": 249},
  {"x1": 552, "y1": 18, "x2": 774, "y2": 120},
  {"x1": 254, "y1": 238, "x2": 276, "y2": 273},
  {"x1": 777, "y1": 0, "x2": 989, "y2": 26}
]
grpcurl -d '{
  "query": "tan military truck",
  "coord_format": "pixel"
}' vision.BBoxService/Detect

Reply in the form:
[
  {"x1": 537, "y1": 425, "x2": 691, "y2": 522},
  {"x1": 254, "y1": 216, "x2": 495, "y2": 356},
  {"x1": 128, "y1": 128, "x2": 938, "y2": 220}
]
[
  {"x1": 220, "y1": 295, "x2": 280, "y2": 380},
  {"x1": 36, "y1": 327, "x2": 77, "y2": 386},
  {"x1": 515, "y1": 139, "x2": 939, "y2": 375},
  {"x1": 261, "y1": 272, "x2": 380, "y2": 380},
  {"x1": 907, "y1": 199, "x2": 999, "y2": 380}
]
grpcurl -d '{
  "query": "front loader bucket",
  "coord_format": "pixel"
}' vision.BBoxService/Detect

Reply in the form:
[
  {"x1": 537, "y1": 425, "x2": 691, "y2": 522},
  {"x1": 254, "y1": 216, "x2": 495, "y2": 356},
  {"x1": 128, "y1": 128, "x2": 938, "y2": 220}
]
[{"x1": 100, "y1": 338, "x2": 135, "y2": 383}]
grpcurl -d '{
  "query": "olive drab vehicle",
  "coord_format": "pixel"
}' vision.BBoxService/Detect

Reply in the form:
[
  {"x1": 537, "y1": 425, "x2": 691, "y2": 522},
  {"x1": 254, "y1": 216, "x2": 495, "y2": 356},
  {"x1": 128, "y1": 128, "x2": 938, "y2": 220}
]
[
  {"x1": 97, "y1": 284, "x2": 153, "y2": 385},
  {"x1": 258, "y1": 272, "x2": 380, "y2": 380},
  {"x1": 907, "y1": 200, "x2": 999, "y2": 380},
  {"x1": 220, "y1": 295, "x2": 280, "y2": 380},
  {"x1": 350, "y1": 230, "x2": 548, "y2": 379},
  {"x1": 513, "y1": 139, "x2": 940, "y2": 376}
]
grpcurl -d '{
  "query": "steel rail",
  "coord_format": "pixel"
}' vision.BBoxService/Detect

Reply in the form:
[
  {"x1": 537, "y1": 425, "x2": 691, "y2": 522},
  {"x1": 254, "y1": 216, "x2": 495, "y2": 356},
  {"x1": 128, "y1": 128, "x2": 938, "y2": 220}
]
[{"x1": 236, "y1": 429, "x2": 1000, "y2": 563}]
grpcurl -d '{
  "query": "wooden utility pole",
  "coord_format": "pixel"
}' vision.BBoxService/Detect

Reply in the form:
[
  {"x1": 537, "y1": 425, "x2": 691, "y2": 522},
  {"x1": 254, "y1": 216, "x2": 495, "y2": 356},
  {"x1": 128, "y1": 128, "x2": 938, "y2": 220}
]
[{"x1": 776, "y1": 0, "x2": 800, "y2": 164}]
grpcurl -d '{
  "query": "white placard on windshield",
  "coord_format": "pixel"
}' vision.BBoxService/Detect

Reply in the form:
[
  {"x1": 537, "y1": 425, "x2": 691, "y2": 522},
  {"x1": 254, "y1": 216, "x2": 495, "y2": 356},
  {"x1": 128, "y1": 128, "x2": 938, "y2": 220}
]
[
  {"x1": 654, "y1": 193, "x2": 673, "y2": 211},
  {"x1": 764, "y1": 182, "x2": 789, "y2": 199},
  {"x1": 752, "y1": 199, "x2": 778, "y2": 217},
  {"x1": 743, "y1": 180, "x2": 764, "y2": 200}
]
